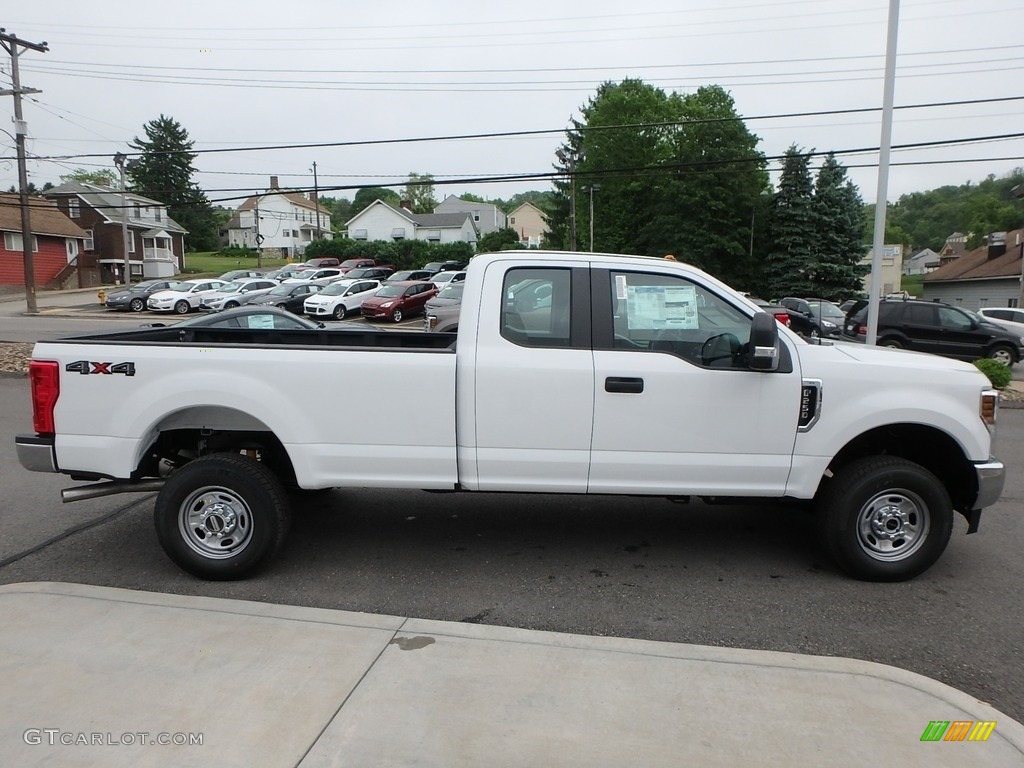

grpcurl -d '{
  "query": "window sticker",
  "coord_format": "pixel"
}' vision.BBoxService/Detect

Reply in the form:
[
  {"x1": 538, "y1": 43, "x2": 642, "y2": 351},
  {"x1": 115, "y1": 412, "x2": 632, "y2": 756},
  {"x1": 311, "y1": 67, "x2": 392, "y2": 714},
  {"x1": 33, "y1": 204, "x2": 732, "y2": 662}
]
[
  {"x1": 615, "y1": 274, "x2": 628, "y2": 301},
  {"x1": 626, "y1": 284, "x2": 699, "y2": 330},
  {"x1": 246, "y1": 315, "x2": 276, "y2": 329}
]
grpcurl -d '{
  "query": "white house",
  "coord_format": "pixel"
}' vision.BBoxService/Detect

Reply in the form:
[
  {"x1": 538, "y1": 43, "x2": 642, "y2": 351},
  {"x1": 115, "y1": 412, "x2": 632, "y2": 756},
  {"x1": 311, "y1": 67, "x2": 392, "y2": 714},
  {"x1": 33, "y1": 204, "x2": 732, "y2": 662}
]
[
  {"x1": 903, "y1": 248, "x2": 940, "y2": 276},
  {"x1": 859, "y1": 244, "x2": 904, "y2": 297},
  {"x1": 228, "y1": 177, "x2": 332, "y2": 258},
  {"x1": 433, "y1": 195, "x2": 506, "y2": 235},
  {"x1": 345, "y1": 200, "x2": 477, "y2": 245}
]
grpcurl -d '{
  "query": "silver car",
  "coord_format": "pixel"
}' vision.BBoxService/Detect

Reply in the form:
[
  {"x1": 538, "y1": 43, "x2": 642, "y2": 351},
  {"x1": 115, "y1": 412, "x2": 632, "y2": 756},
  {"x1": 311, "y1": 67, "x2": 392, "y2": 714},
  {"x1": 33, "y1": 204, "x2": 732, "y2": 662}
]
[{"x1": 423, "y1": 282, "x2": 464, "y2": 333}]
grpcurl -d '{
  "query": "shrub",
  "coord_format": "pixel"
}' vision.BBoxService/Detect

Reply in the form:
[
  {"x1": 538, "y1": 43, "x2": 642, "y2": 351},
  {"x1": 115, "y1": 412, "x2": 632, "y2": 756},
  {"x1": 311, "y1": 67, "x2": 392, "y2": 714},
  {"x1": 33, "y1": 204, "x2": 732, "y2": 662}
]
[
  {"x1": 303, "y1": 238, "x2": 474, "y2": 270},
  {"x1": 973, "y1": 358, "x2": 1012, "y2": 389}
]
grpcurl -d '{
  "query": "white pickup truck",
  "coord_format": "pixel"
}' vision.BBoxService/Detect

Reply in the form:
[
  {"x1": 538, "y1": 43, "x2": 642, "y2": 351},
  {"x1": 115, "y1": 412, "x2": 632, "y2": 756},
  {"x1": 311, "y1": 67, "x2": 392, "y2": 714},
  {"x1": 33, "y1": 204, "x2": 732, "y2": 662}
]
[{"x1": 16, "y1": 251, "x2": 1005, "y2": 582}]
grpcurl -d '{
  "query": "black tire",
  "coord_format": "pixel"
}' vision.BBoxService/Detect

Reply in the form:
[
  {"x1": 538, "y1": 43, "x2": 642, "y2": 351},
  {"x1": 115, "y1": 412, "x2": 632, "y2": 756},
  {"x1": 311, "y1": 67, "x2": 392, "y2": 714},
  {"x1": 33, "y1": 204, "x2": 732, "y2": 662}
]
[
  {"x1": 392, "y1": 308, "x2": 404, "y2": 323},
  {"x1": 987, "y1": 344, "x2": 1015, "y2": 366},
  {"x1": 879, "y1": 337, "x2": 902, "y2": 349},
  {"x1": 225, "y1": 301, "x2": 239, "y2": 309},
  {"x1": 816, "y1": 456, "x2": 952, "y2": 582},
  {"x1": 154, "y1": 453, "x2": 291, "y2": 580},
  {"x1": 333, "y1": 304, "x2": 347, "y2": 320},
  {"x1": 174, "y1": 300, "x2": 190, "y2": 315},
  {"x1": 129, "y1": 297, "x2": 145, "y2": 313}
]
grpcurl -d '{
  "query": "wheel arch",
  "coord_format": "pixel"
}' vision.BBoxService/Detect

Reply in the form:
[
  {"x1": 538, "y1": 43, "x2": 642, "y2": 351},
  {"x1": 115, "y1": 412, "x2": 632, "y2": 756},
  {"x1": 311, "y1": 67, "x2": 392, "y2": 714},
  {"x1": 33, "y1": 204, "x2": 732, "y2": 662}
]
[{"x1": 824, "y1": 423, "x2": 976, "y2": 513}]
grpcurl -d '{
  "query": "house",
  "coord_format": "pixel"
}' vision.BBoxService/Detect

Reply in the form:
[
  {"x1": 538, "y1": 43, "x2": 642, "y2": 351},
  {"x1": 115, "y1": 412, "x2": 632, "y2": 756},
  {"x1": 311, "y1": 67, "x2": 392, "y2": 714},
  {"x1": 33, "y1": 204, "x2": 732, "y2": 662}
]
[
  {"x1": 228, "y1": 177, "x2": 332, "y2": 258},
  {"x1": 938, "y1": 232, "x2": 968, "y2": 267},
  {"x1": 903, "y1": 248, "x2": 940, "y2": 276},
  {"x1": 345, "y1": 200, "x2": 477, "y2": 245},
  {"x1": 859, "y1": 244, "x2": 903, "y2": 297},
  {"x1": 0, "y1": 194, "x2": 88, "y2": 287},
  {"x1": 433, "y1": 195, "x2": 506, "y2": 235},
  {"x1": 45, "y1": 182, "x2": 187, "y2": 286},
  {"x1": 507, "y1": 202, "x2": 549, "y2": 248},
  {"x1": 922, "y1": 230, "x2": 1024, "y2": 310}
]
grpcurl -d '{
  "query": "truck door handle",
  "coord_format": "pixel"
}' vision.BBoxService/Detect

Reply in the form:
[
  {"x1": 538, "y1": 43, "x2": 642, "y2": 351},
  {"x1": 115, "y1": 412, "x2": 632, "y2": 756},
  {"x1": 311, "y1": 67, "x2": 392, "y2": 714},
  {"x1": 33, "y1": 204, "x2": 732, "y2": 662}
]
[{"x1": 605, "y1": 377, "x2": 644, "y2": 394}]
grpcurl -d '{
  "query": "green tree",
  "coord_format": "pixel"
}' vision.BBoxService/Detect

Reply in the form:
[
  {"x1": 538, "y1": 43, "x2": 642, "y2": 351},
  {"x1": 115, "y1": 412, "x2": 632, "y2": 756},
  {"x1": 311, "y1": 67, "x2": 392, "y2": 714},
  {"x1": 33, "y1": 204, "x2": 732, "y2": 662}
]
[
  {"x1": 765, "y1": 146, "x2": 817, "y2": 298},
  {"x1": 126, "y1": 115, "x2": 217, "y2": 250},
  {"x1": 351, "y1": 186, "x2": 400, "y2": 216},
  {"x1": 317, "y1": 195, "x2": 352, "y2": 228},
  {"x1": 476, "y1": 227, "x2": 522, "y2": 253},
  {"x1": 402, "y1": 172, "x2": 438, "y2": 213},
  {"x1": 60, "y1": 167, "x2": 117, "y2": 187},
  {"x1": 810, "y1": 154, "x2": 868, "y2": 300}
]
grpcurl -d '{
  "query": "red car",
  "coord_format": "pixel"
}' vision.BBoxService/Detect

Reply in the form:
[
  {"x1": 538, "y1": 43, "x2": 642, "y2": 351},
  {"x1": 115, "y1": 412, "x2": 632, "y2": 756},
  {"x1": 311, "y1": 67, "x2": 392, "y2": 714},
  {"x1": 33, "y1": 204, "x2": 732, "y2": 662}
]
[{"x1": 360, "y1": 281, "x2": 438, "y2": 323}]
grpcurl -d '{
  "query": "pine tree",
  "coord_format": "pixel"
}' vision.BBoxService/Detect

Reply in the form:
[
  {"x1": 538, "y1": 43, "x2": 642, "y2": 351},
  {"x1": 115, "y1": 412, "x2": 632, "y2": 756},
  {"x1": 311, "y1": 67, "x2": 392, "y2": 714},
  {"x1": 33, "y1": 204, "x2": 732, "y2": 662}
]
[
  {"x1": 765, "y1": 146, "x2": 817, "y2": 298},
  {"x1": 126, "y1": 115, "x2": 217, "y2": 250},
  {"x1": 811, "y1": 154, "x2": 868, "y2": 300}
]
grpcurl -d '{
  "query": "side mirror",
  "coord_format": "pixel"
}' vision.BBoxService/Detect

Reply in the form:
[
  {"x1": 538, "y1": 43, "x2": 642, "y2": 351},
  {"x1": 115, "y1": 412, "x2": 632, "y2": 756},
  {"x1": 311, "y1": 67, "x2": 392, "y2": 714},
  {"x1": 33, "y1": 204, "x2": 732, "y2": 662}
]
[{"x1": 749, "y1": 312, "x2": 780, "y2": 372}]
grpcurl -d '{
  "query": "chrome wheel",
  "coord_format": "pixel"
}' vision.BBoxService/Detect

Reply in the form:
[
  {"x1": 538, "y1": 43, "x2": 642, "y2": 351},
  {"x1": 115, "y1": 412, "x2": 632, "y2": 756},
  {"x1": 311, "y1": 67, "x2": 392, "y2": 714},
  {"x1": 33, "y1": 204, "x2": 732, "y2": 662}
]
[
  {"x1": 174, "y1": 300, "x2": 190, "y2": 314},
  {"x1": 988, "y1": 346, "x2": 1014, "y2": 366},
  {"x1": 856, "y1": 488, "x2": 930, "y2": 562},
  {"x1": 392, "y1": 308, "x2": 404, "y2": 323},
  {"x1": 333, "y1": 304, "x2": 347, "y2": 320},
  {"x1": 178, "y1": 485, "x2": 254, "y2": 560},
  {"x1": 129, "y1": 297, "x2": 145, "y2": 312}
]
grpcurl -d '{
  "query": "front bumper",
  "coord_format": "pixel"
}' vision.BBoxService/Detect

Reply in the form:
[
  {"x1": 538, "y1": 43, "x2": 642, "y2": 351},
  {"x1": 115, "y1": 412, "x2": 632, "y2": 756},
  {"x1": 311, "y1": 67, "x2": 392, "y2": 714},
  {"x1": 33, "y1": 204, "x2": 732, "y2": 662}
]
[
  {"x1": 15, "y1": 434, "x2": 57, "y2": 473},
  {"x1": 974, "y1": 458, "x2": 1005, "y2": 510}
]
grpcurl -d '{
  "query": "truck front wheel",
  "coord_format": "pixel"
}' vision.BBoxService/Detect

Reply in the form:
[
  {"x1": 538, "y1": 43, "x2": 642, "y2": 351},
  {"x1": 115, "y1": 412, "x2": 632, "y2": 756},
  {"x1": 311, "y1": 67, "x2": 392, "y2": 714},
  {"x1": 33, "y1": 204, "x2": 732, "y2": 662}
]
[
  {"x1": 817, "y1": 457, "x2": 952, "y2": 582},
  {"x1": 154, "y1": 453, "x2": 290, "y2": 580}
]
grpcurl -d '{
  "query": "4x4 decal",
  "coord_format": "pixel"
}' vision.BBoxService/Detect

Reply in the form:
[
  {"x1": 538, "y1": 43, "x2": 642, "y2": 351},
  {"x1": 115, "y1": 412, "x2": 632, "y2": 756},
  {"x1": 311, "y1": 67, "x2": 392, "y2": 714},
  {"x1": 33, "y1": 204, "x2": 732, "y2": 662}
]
[{"x1": 66, "y1": 360, "x2": 136, "y2": 377}]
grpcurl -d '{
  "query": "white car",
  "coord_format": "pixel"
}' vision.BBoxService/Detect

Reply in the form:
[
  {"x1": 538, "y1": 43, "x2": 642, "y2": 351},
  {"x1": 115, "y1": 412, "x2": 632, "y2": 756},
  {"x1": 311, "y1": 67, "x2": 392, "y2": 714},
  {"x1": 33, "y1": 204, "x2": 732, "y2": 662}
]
[
  {"x1": 147, "y1": 279, "x2": 229, "y2": 314},
  {"x1": 199, "y1": 279, "x2": 280, "y2": 311},
  {"x1": 430, "y1": 270, "x2": 466, "y2": 288},
  {"x1": 303, "y1": 279, "x2": 381, "y2": 320},
  {"x1": 283, "y1": 268, "x2": 345, "y2": 286},
  {"x1": 978, "y1": 308, "x2": 1024, "y2": 338}
]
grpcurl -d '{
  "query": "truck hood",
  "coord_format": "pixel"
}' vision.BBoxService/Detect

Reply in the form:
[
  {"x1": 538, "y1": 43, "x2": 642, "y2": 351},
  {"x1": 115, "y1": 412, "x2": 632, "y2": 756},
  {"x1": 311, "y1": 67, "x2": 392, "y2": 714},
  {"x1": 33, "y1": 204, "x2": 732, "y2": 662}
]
[{"x1": 803, "y1": 339, "x2": 988, "y2": 381}]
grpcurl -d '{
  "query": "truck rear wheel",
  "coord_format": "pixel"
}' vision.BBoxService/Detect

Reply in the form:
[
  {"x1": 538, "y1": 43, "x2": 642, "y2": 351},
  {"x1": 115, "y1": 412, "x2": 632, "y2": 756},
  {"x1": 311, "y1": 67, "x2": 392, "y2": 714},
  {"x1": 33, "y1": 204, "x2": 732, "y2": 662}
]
[
  {"x1": 817, "y1": 457, "x2": 952, "y2": 581},
  {"x1": 154, "y1": 453, "x2": 290, "y2": 580}
]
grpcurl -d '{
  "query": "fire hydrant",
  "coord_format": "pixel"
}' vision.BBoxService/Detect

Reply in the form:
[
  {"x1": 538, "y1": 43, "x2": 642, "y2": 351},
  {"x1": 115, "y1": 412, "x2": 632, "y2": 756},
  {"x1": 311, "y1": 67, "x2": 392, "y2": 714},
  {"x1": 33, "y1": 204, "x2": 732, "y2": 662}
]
[{"x1": 97, "y1": 288, "x2": 107, "y2": 305}]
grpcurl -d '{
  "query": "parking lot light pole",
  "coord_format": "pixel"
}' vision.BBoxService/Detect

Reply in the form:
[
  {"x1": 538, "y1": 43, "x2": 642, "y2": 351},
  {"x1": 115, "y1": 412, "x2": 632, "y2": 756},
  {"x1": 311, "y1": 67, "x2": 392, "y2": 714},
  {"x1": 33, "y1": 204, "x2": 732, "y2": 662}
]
[{"x1": 588, "y1": 184, "x2": 600, "y2": 252}]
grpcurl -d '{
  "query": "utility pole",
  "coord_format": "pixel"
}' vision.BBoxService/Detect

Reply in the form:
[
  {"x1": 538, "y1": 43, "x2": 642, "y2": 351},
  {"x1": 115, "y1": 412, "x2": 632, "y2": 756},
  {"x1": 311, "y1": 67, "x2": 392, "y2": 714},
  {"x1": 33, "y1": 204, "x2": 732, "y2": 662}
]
[
  {"x1": 253, "y1": 200, "x2": 263, "y2": 270},
  {"x1": 113, "y1": 152, "x2": 132, "y2": 287},
  {"x1": 588, "y1": 183, "x2": 600, "y2": 252},
  {"x1": 311, "y1": 162, "x2": 322, "y2": 240},
  {"x1": 0, "y1": 29, "x2": 48, "y2": 315}
]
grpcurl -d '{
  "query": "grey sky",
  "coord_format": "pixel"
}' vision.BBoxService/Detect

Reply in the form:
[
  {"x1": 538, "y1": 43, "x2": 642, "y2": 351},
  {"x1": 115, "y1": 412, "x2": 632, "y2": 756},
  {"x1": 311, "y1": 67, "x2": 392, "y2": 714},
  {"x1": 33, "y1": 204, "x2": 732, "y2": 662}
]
[{"x1": 2, "y1": 0, "x2": 1022, "y2": 208}]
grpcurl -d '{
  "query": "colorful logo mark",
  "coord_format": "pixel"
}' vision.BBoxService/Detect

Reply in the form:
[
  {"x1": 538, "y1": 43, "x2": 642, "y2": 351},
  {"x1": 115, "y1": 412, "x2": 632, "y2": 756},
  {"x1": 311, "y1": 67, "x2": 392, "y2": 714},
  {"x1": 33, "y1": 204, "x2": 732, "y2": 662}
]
[{"x1": 920, "y1": 720, "x2": 996, "y2": 742}]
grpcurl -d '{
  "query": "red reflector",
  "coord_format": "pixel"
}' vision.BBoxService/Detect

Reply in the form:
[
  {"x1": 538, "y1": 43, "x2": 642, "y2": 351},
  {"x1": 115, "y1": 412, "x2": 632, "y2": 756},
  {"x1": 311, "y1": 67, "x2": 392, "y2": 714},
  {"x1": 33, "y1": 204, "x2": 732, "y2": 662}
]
[
  {"x1": 29, "y1": 360, "x2": 59, "y2": 435},
  {"x1": 856, "y1": 326, "x2": 866, "y2": 336}
]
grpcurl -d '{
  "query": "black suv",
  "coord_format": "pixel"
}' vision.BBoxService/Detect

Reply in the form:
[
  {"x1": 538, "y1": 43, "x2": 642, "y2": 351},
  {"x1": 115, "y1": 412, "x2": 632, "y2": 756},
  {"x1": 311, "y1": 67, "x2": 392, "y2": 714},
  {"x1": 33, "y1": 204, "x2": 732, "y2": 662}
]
[
  {"x1": 842, "y1": 299, "x2": 1024, "y2": 366},
  {"x1": 779, "y1": 297, "x2": 846, "y2": 339}
]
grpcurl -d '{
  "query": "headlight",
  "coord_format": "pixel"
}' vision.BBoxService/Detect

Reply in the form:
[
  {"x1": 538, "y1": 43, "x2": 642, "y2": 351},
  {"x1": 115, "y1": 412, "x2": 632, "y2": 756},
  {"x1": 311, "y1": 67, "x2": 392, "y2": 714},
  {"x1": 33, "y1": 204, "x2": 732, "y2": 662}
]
[
  {"x1": 822, "y1": 320, "x2": 837, "y2": 330},
  {"x1": 381, "y1": 301, "x2": 393, "y2": 308}
]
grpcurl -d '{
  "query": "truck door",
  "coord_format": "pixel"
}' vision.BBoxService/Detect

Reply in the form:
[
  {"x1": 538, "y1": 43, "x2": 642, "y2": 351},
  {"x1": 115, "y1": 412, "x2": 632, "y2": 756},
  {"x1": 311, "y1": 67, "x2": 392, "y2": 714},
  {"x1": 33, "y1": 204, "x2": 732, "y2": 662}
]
[
  {"x1": 468, "y1": 264, "x2": 594, "y2": 492},
  {"x1": 588, "y1": 268, "x2": 801, "y2": 496}
]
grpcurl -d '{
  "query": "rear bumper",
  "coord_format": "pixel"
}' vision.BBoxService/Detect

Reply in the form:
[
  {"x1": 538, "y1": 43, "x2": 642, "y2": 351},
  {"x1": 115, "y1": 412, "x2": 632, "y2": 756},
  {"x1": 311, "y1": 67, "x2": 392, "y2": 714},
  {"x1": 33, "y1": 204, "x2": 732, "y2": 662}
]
[
  {"x1": 15, "y1": 434, "x2": 57, "y2": 473},
  {"x1": 974, "y1": 458, "x2": 1005, "y2": 510}
]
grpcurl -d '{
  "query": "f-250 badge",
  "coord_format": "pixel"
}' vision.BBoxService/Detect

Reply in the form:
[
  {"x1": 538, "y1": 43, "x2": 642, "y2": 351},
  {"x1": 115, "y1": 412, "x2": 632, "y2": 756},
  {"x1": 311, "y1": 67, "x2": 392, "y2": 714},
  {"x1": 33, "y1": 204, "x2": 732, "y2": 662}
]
[{"x1": 66, "y1": 360, "x2": 136, "y2": 377}]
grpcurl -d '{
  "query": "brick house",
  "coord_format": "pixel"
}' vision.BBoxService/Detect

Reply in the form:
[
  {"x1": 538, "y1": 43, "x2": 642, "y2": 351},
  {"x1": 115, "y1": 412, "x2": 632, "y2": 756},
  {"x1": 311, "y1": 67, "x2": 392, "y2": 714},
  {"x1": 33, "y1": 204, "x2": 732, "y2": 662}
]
[
  {"x1": 0, "y1": 194, "x2": 88, "y2": 287},
  {"x1": 44, "y1": 182, "x2": 187, "y2": 286}
]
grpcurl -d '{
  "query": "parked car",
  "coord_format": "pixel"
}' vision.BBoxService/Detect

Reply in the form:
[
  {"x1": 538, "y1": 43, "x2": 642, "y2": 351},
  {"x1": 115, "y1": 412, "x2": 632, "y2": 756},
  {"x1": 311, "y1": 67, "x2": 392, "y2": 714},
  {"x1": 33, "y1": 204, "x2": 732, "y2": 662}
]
[
  {"x1": 299, "y1": 257, "x2": 340, "y2": 268},
  {"x1": 147, "y1": 279, "x2": 229, "y2": 314},
  {"x1": 337, "y1": 258, "x2": 377, "y2": 274},
  {"x1": 282, "y1": 267, "x2": 345, "y2": 286},
  {"x1": 430, "y1": 270, "x2": 467, "y2": 288},
  {"x1": 199, "y1": 279, "x2": 280, "y2": 311},
  {"x1": 360, "y1": 280, "x2": 438, "y2": 323},
  {"x1": 978, "y1": 307, "x2": 1024, "y2": 338},
  {"x1": 244, "y1": 281, "x2": 323, "y2": 313},
  {"x1": 104, "y1": 279, "x2": 179, "y2": 312},
  {"x1": 385, "y1": 269, "x2": 433, "y2": 284},
  {"x1": 303, "y1": 279, "x2": 381, "y2": 320},
  {"x1": 421, "y1": 260, "x2": 464, "y2": 276},
  {"x1": 424, "y1": 282, "x2": 465, "y2": 333},
  {"x1": 264, "y1": 266, "x2": 312, "y2": 282},
  {"x1": 744, "y1": 295, "x2": 792, "y2": 328},
  {"x1": 219, "y1": 269, "x2": 265, "y2": 282},
  {"x1": 341, "y1": 267, "x2": 393, "y2": 282},
  {"x1": 146, "y1": 305, "x2": 324, "y2": 330},
  {"x1": 842, "y1": 298, "x2": 1024, "y2": 365},
  {"x1": 779, "y1": 297, "x2": 846, "y2": 339}
]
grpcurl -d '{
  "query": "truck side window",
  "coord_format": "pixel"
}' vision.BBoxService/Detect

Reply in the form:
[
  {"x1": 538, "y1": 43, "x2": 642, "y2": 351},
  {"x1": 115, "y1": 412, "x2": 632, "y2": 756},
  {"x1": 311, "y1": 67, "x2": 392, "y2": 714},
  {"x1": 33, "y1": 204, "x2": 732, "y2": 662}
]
[
  {"x1": 501, "y1": 268, "x2": 572, "y2": 348},
  {"x1": 610, "y1": 271, "x2": 752, "y2": 369}
]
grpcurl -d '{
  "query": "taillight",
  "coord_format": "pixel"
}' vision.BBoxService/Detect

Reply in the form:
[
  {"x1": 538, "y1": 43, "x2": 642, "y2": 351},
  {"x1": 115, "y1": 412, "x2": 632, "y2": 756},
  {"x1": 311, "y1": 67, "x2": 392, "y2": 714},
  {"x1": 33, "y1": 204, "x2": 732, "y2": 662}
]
[
  {"x1": 856, "y1": 325, "x2": 866, "y2": 336},
  {"x1": 29, "y1": 360, "x2": 59, "y2": 435}
]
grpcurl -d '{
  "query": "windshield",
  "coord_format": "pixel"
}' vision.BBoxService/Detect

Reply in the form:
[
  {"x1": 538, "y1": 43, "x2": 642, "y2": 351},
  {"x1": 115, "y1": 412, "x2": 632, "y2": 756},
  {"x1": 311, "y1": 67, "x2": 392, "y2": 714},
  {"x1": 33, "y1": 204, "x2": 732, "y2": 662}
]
[
  {"x1": 165, "y1": 281, "x2": 192, "y2": 292},
  {"x1": 437, "y1": 283, "x2": 464, "y2": 300},
  {"x1": 807, "y1": 301, "x2": 845, "y2": 321},
  {"x1": 374, "y1": 285, "x2": 405, "y2": 298},
  {"x1": 321, "y1": 282, "x2": 349, "y2": 296},
  {"x1": 134, "y1": 280, "x2": 162, "y2": 291}
]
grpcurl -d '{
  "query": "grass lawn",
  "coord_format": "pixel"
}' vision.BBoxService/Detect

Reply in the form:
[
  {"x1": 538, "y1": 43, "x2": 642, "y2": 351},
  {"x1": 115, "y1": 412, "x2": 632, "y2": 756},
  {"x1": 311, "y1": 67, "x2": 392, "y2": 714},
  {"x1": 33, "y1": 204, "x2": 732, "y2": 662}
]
[
  {"x1": 182, "y1": 251, "x2": 295, "y2": 277},
  {"x1": 901, "y1": 274, "x2": 923, "y2": 297}
]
